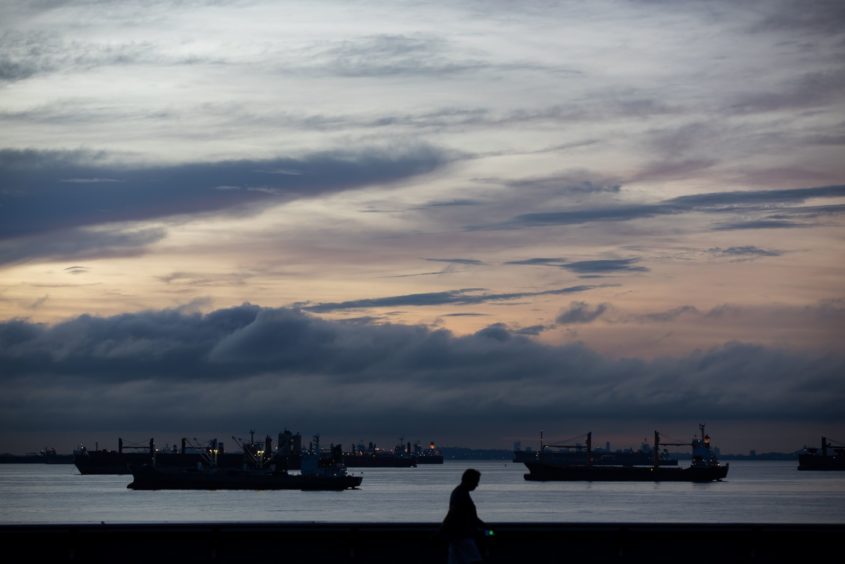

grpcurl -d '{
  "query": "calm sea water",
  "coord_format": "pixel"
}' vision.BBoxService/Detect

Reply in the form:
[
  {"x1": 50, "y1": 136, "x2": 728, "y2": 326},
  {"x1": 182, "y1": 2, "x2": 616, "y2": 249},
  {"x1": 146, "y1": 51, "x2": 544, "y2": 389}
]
[{"x1": 1, "y1": 460, "x2": 844, "y2": 524}]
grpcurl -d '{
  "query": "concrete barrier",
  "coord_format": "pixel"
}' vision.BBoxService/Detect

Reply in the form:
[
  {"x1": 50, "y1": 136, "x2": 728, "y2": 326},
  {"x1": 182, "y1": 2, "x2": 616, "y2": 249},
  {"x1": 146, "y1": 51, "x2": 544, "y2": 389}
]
[{"x1": 1, "y1": 522, "x2": 840, "y2": 563}]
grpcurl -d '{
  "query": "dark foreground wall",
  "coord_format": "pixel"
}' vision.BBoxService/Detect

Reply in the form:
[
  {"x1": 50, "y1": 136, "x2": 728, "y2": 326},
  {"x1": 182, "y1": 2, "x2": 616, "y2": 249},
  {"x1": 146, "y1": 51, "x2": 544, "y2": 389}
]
[{"x1": 2, "y1": 522, "x2": 840, "y2": 563}]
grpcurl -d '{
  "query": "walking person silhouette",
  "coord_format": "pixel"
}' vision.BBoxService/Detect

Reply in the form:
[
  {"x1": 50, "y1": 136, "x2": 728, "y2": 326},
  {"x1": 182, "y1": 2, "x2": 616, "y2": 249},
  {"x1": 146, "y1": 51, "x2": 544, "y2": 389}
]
[{"x1": 441, "y1": 468, "x2": 492, "y2": 563}]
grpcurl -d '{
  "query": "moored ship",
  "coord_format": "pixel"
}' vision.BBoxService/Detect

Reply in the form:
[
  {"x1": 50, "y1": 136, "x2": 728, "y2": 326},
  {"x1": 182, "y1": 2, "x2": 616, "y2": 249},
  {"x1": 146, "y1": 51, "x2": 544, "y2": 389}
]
[
  {"x1": 342, "y1": 440, "x2": 417, "y2": 467},
  {"x1": 798, "y1": 437, "x2": 845, "y2": 471},
  {"x1": 128, "y1": 435, "x2": 361, "y2": 491},
  {"x1": 514, "y1": 434, "x2": 678, "y2": 467},
  {"x1": 523, "y1": 425, "x2": 728, "y2": 482},
  {"x1": 414, "y1": 441, "x2": 444, "y2": 464},
  {"x1": 74, "y1": 430, "x2": 304, "y2": 474}
]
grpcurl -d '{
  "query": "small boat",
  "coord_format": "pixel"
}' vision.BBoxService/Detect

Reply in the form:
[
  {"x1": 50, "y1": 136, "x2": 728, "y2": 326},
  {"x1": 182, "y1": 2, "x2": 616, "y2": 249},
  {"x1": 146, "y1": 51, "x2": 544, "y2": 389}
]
[
  {"x1": 798, "y1": 437, "x2": 845, "y2": 471},
  {"x1": 523, "y1": 425, "x2": 728, "y2": 482},
  {"x1": 127, "y1": 435, "x2": 362, "y2": 491}
]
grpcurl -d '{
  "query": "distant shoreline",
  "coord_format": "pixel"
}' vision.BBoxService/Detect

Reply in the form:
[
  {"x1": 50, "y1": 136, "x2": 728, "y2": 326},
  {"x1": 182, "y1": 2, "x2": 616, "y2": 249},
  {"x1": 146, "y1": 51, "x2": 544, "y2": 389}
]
[{"x1": 0, "y1": 448, "x2": 801, "y2": 464}]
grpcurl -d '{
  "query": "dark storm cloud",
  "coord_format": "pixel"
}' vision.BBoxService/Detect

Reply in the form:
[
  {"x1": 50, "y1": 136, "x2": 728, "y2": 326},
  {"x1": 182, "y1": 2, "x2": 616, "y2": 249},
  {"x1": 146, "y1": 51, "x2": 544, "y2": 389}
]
[
  {"x1": 0, "y1": 145, "x2": 453, "y2": 240},
  {"x1": 2, "y1": 305, "x2": 843, "y2": 436},
  {"x1": 556, "y1": 302, "x2": 609, "y2": 324},
  {"x1": 303, "y1": 285, "x2": 600, "y2": 313},
  {"x1": 491, "y1": 184, "x2": 845, "y2": 230}
]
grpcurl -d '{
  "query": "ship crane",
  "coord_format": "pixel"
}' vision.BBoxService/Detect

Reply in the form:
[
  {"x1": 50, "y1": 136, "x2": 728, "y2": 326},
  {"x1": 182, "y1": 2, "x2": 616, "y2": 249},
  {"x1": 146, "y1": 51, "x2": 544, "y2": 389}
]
[
  {"x1": 231, "y1": 435, "x2": 264, "y2": 469},
  {"x1": 654, "y1": 425, "x2": 713, "y2": 468},
  {"x1": 542, "y1": 432, "x2": 594, "y2": 465},
  {"x1": 820, "y1": 437, "x2": 845, "y2": 456},
  {"x1": 184, "y1": 437, "x2": 218, "y2": 468}
]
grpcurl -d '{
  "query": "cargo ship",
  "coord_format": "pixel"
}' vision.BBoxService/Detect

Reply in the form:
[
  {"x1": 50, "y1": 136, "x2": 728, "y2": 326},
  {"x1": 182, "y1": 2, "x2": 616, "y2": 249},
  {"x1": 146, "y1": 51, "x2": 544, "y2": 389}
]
[
  {"x1": 128, "y1": 436, "x2": 361, "y2": 491},
  {"x1": 342, "y1": 440, "x2": 417, "y2": 467},
  {"x1": 514, "y1": 434, "x2": 678, "y2": 467},
  {"x1": 414, "y1": 441, "x2": 444, "y2": 464},
  {"x1": 798, "y1": 437, "x2": 845, "y2": 471},
  {"x1": 74, "y1": 430, "x2": 304, "y2": 475},
  {"x1": 523, "y1": 425, "x2": 728, "y2": 482}
]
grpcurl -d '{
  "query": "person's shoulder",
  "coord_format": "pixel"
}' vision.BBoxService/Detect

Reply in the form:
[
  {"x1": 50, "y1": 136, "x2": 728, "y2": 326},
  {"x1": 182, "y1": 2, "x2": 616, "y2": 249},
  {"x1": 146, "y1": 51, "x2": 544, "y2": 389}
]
[{"x1": 450, "y1": 484, "x2": 469, "y2": 500}]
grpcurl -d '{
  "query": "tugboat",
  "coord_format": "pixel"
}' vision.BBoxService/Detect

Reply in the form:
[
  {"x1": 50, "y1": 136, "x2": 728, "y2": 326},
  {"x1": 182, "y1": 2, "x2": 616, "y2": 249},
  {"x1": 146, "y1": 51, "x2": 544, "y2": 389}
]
[
  {"x1": 127, "y1": 435, "x2": 362, "y2": 491},
  {"x1": 523, "y1": 424, "x2": 728, "y2": 482},
  {"x1": 798, "y1": 437, "x2": 845, "y2": 471}
]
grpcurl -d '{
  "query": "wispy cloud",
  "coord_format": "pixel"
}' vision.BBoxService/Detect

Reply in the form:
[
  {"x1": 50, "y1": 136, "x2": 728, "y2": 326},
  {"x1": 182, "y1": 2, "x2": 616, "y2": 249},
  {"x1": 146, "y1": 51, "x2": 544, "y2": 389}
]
[
  {"x1": 707, "y1": 246, "x2": 782, "y2": 258},
  {"x1": 560, "y1": 258, "x2": 648, "y2": 274},
  {"x1": 424, "y1": 258, "x2": 484, "y2": 266},
  {"x1": 556, "y1": 302, "x2": 609, "y2": 324},
  {"x1": 302, "y1": 285, "x2": 601, "y2": 313},
  {"x1": 487, "y1": 184, "x2": 845, "y2": 230}
]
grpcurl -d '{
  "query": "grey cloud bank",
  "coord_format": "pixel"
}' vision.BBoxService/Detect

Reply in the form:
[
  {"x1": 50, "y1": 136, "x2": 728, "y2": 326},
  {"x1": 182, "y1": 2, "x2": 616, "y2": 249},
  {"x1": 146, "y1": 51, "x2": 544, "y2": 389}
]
[{"x1": 2, "y1": 305, "x2": 842, "y2": 447}]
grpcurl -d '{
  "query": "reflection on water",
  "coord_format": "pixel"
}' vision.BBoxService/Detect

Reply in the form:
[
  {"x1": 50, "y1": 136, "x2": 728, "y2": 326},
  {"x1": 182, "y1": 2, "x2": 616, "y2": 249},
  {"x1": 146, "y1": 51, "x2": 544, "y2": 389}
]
[{"x1": 1, "y1": 460, "x2": 844, "y2": 524}]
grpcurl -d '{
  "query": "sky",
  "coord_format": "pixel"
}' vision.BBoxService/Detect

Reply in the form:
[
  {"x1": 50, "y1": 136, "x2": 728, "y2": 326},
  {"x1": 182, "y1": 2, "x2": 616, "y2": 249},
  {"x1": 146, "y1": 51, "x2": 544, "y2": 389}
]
[{"x1": 1, "y1": 0, "x2": 844, "y2": 455}]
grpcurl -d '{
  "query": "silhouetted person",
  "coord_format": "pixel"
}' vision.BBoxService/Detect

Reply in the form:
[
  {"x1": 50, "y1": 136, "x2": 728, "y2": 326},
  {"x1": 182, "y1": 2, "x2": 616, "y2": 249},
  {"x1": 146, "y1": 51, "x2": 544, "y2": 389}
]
[{"x1": 442, "y1": 468, "x2": 489, "y2": 563}]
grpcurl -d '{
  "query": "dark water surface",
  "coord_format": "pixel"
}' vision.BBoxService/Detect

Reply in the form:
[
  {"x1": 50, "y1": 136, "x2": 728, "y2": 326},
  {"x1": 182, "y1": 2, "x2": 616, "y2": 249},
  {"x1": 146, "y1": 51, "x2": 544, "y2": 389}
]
[{"x1": 2, "y1": 460, "x2": 843, "y2": 524}]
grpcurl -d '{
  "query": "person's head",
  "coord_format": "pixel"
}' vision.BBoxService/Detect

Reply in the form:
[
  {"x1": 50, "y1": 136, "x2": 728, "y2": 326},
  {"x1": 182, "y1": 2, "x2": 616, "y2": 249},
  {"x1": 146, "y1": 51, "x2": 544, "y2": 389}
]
[{"x1": 461, "y1": 468, "x2": 481, "y2": 490}]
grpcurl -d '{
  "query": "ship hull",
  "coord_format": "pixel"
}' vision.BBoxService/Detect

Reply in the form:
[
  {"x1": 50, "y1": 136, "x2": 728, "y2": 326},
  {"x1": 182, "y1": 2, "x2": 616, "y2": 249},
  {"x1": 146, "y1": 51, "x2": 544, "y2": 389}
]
[
  {"x1": 798, "y1": 455, "x2": 845, "y2": 471},
  {"x1": 524, "y1": 461, "x2": 728, "y2": 482},
  {"x1": 514, "y1": 450, "x2": 678, "y2": 466},
  {"x1": 415, "y1": 455, "x2": 444, "y2": 464},
  {"x1": 127, "y1": 467, "x2": 362, "y2": 491},
  {"x1": 75, "y1": 453, "x2": 151, "y2": 474},
  {"x1": 342, "y1": 455, "x2": 416, "y2": 467}
]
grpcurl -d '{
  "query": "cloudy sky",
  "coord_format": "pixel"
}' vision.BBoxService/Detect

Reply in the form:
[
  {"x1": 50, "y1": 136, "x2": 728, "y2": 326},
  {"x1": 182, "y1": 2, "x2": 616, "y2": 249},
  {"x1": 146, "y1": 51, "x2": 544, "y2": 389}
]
[{"x1": 2, "y1": 0, "x2": 844, "y2": 454}]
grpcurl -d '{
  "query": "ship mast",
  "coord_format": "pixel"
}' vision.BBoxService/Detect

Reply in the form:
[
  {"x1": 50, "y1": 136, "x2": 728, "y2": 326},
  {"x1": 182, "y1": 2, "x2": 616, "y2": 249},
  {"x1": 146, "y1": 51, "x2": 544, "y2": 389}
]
[{"x1": 654, "y1": 431, "x2": 660, "y2": 468}]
